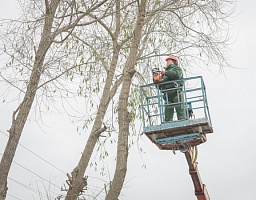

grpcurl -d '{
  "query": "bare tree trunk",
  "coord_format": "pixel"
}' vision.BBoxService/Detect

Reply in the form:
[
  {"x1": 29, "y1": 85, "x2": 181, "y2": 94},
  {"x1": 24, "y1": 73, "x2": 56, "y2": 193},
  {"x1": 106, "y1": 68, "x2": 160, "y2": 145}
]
[
  {"x1": 105, "y1": 1, "x2": 147, "y2": 199},
  {"x1": 0, "y1": 1, "x2": 60, "y2": 199},
  {"x1": 64, "y1": 1, "x2": 128, "y2": 198},
  {"x1": 65, "y1": 42, "x2": 122, "y2": 200}
]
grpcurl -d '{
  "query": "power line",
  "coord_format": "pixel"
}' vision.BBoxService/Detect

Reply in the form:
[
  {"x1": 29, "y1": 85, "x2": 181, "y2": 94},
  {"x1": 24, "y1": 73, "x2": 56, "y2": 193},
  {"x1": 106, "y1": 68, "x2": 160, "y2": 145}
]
[
  {"x1": 17, "y1": 140, "x2": 67, "y2": 175},
  {"x1": 8, "y1": 176, "x2": 56, "y2": 200},
  {"x1": 0, "y1": 130, "x2": 113, "y2": 196},
  {"x1": 6, "y1": 193, "x2": 23, "y2": 200},
  {"x1": 1, "y1": 130, "x2": 112, "y2": 184},
  {"x1": 0, "y1": 152, "x2": 62, "y2": 190},
  {"x1": 0, "y1": 130, "x2": 66, "y2": 174}
]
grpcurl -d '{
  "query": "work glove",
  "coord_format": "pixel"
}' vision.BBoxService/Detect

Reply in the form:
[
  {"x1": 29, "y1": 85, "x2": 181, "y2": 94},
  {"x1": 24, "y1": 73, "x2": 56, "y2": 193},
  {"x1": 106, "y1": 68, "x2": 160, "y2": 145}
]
[{"x1": 161, "y1": 71, "x2": 166, "y2": 75}]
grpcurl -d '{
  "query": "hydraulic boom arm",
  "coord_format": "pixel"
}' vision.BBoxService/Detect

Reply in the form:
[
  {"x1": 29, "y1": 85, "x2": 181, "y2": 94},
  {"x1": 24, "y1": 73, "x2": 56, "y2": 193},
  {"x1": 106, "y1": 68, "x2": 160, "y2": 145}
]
[{"x1": 184, "y1": 150, "x2": 210, "y2": 200}]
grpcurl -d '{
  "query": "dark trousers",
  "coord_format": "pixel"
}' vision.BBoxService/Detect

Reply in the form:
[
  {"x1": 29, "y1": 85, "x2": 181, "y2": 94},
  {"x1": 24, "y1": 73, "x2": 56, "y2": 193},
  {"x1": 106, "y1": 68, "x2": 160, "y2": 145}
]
[{"x1": 164, "y1": 91, "x2": 185, "y2": 121}]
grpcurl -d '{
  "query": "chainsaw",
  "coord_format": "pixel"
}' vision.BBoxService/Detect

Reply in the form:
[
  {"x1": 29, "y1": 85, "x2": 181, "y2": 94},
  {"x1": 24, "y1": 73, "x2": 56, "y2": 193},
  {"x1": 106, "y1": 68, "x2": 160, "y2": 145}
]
[{"x1": 152, "y1": 67, "x2": 163, "y2": 83}]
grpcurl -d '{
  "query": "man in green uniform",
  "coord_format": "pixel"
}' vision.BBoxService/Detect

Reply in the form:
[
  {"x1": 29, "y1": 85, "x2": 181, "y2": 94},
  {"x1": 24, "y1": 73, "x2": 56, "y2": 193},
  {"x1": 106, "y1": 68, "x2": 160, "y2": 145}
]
[{"x1": 160, "y1": 55, "x2": 185, "y2": 121}]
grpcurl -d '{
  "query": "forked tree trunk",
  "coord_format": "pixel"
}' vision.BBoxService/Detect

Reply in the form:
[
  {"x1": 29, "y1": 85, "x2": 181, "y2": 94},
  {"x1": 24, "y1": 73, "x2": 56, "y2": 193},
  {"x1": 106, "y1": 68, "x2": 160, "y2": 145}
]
[{"x1": 65, "y1": 43, "x2": 122, "y2": 200}]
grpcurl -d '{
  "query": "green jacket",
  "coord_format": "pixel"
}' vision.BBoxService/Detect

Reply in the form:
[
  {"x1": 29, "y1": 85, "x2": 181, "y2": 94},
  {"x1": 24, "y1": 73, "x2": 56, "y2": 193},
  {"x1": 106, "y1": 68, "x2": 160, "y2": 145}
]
[
  {"x1": 160, "y1": 64, "x2": 183, "y2": 90},
  {"x1": 160, "y1": 64, "x2": 183, "y2": 94},
  {"x1": 162, "y1": 64, "x2": 183, "y2": 82}
]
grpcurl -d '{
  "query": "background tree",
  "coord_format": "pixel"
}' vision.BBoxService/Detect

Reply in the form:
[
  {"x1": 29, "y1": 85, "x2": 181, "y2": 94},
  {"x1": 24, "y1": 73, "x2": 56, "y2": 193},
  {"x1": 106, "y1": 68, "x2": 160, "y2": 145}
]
[{"x1": 0, "y1": 0, "x2": 108, "y2": 199}]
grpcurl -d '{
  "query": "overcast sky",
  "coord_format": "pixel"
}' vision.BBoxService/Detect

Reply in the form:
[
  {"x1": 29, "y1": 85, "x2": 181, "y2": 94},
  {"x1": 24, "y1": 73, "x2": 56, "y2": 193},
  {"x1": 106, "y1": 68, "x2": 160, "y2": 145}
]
[{"x1": 0, "y1": 1, "x2": 256, "y2": 200}]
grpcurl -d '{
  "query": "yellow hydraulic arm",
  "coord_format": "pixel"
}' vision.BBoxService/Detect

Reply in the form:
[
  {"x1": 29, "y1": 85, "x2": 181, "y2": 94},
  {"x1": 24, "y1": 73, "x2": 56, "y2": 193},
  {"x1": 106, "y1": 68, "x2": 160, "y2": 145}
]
[{"x1": 184, "y1": 149, "x2": 210, "y2": 200}]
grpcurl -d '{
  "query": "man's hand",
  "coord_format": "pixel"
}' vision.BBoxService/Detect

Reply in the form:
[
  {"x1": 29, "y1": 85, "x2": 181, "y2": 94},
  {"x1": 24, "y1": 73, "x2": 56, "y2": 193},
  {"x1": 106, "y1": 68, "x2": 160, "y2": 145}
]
[{"x1": 161, "y1": 71, "x2": 166, "y2": 75}]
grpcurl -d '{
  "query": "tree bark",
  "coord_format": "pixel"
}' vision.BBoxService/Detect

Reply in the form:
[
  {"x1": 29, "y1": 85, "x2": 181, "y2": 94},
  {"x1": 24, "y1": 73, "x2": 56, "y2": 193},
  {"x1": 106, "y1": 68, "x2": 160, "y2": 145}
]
[
  {"x1": 105, "y1": 1, "x2": 147, "y2": 199},
  {"x1": 65, "y1": 41, "x2": 122, "y2": 200}
]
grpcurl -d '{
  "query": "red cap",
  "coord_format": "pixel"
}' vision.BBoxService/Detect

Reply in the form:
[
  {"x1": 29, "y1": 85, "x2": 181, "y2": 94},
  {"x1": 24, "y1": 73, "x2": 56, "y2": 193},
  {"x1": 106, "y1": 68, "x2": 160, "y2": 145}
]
[{"x1": 165, "y1": 55, "x2": 178, "y2": 64}]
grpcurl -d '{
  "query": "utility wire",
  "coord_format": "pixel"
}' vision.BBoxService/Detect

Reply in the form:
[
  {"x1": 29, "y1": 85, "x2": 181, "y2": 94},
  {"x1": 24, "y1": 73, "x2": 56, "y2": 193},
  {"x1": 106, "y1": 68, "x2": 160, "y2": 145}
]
[
  {"x1": 6, "y1": 193, "x2": 23, "y2": 200},
  {"x1": 0, "y1": 130, "x2": 111, "y2": 184},
  {"x1": 0, "y1": 130, "x2": 66, "y2": 174},
  {"x1": 0, "y1": 152, "x2": 61, "y2": 190},
  {"x1": 1, "y1": 130, "x2": 113, "y2": 195},
  {"x1": 8, "y1": 176, "x2": 55, "y2": 200}
]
